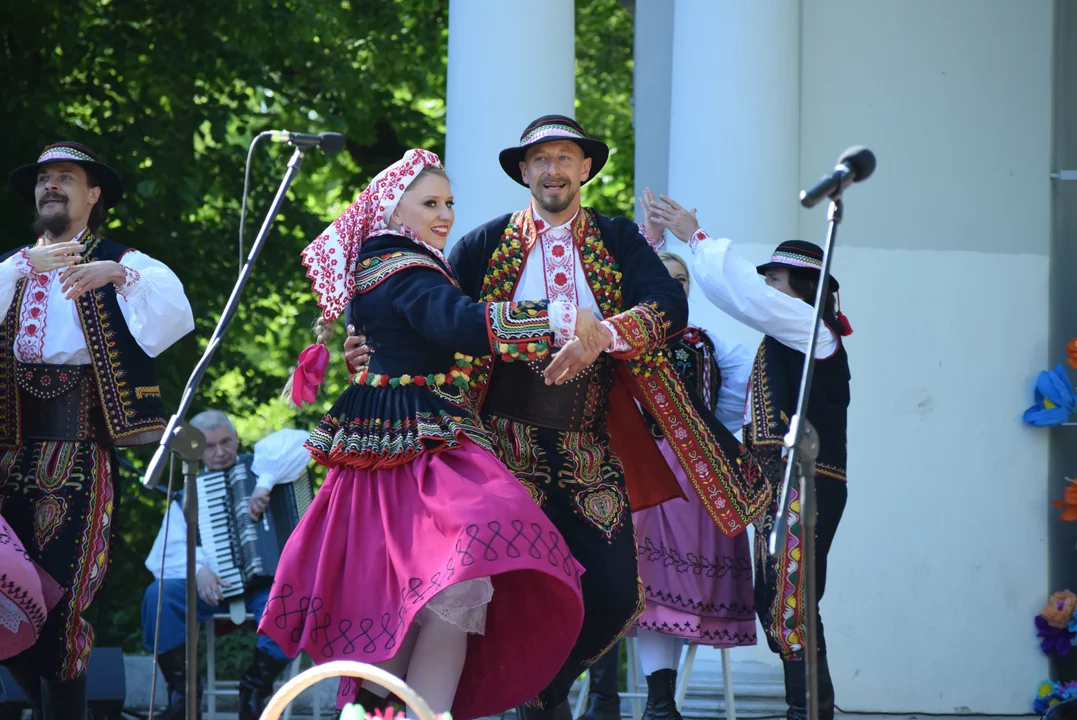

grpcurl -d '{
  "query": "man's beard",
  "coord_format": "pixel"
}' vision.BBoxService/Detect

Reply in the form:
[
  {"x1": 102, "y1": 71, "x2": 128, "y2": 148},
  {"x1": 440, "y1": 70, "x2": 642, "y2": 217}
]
[
  {"x1": 535, "y1": 186, "x2": 578, "y2": 215},
  {"x1": 33, "y1": 206, "x2": 71, "y2": 238}
]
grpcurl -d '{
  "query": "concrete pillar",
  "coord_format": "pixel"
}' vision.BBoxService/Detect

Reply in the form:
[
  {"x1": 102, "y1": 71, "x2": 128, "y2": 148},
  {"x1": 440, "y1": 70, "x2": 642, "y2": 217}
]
[
  {"x1": 445, "y1": 0, "x2": 575, "y2": 246},
  {"x1": 632, "y1": 0, "x2": 676, "y2": 221},
  {"x1": 665, "y1": 0, "x2": 801, "y2": 351}
]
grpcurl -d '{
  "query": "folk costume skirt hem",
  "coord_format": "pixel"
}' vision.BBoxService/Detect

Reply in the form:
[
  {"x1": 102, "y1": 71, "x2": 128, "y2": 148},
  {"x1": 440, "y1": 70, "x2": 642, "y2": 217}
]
[{"x1": 258, "y1": 439, "x2": 586, "y2": 720}]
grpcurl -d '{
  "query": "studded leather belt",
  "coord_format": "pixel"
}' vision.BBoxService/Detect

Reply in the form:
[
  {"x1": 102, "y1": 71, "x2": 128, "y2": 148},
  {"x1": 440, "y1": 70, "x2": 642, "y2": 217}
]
[
  {"x1": 483, "y1": 353, "x2": 612, "y2": 432},
  {"x1": 17, "y1": 363, "x2": 109, "y2": 443}
]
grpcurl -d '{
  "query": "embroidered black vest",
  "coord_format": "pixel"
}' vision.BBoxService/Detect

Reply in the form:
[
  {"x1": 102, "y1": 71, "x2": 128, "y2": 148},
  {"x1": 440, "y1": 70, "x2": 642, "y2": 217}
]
[
  {"x1": 0, "y1": 235, "x2": 167, "y2": 448},
  {"x1": 746, "y1": 316, "x2": 850, "y2": 481},
  {"x1": 647, "y1": 326, "x2": 722, "y2": 439}
]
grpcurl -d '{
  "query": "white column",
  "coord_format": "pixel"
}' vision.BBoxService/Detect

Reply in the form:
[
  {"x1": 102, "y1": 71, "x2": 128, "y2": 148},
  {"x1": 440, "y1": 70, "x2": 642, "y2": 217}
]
[
  {"x1": 666, "y1": 0, "x2": 800, "y2": 675},
  {"x1": 445, "y1": 0, "x2": 575, "y2": 248},
  {"x1": 632, "y1": 0, "x2": 676, "y2": 221},
  {"x1": 666, "y1": 0, "x2": 801, "y2": 353}
]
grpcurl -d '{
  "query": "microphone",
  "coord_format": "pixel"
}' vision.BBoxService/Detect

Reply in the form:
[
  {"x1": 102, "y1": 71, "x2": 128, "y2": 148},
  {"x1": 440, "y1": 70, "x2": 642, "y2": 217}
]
[
  {"x1": 266, "y1": 130, "x2": 346, "y2": 155},
  {"x1": 799, "y1": 146, "x2": 876, "y2": 208}
]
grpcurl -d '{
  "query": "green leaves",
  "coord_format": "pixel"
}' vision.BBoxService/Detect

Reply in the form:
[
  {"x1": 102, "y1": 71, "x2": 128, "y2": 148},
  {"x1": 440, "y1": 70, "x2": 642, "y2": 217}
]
[{"x1": 1, "y1": 0, "x2": 634, "y2": 650}]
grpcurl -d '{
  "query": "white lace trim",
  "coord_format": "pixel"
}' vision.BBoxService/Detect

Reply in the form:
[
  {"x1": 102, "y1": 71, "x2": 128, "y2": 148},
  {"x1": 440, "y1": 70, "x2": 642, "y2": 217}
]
[
  {"x1": 418, "y1": 577, "x2": 493, "y2": 635},
  {"x1": 0, "y1": 594, "x2": 29, "y2": 634}
]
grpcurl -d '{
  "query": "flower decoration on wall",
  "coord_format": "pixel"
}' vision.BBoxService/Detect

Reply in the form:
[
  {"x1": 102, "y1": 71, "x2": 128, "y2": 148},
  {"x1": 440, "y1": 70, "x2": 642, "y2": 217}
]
[
  {"x1": 1037, "y1": 590, "x2": 1077, "y2": 656},
  {"x1": 1055, "y1": 478, "x2": 1077, "y2": 522},
  {"x1": 1035, "y1": 679, "x2": 1077, "y2": 715},
  {"x1": 1068, "y1": 338, "x2": 1077, "y2": 369},
  {"x1": 1023, "y1": 363, "x2": 1077, "y2": 427}
]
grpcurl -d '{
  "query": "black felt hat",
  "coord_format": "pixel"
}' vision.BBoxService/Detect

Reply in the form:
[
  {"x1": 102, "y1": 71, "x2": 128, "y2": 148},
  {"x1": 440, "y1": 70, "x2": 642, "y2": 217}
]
[
  {"x1": 756, "y1": 240, "x2": 839, "y2": 291},
  {"x1": 10, "y1": 141, "x2": 124, "y2": 209},
  {"x1": 498, "y1": 115, "x2": 609, "y2": 187}
]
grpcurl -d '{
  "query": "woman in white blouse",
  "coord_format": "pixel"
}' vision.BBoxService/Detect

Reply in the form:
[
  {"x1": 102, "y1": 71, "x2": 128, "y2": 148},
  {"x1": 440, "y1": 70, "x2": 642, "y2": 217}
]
[{"x1": 643, "y1": 189, "x2": 851, "y2": 720}]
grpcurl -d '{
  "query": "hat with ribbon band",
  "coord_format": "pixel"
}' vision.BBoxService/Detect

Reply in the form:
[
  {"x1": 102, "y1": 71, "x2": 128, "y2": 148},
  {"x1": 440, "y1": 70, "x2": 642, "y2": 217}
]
[
  {"x1": 291, "y1": 148, "x2": 443, "y2": 407},
  {"x1": 756, "y1": 240, "x2": 853, "y2": 336},
  {"x1": 10, "y1": 142, "x2": 124, "y2": 209},
  {"x1": 499, "y1": 114, "x2": 609, "y2": 187}
]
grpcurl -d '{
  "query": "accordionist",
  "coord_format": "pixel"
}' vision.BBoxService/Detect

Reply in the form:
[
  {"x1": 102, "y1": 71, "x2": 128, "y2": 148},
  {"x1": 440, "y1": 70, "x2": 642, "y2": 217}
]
[{"x1": 142, "y1": 410, "x2": 308, "y2": 720}]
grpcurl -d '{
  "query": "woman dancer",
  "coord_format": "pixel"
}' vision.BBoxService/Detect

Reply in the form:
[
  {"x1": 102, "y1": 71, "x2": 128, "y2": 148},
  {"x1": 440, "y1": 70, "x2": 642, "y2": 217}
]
[
  {"x1": 1, "y1": 514, "x2": 62, "y2": 661},
  {"x1": 259, "y1": 149, "x2": 590, "y2": 720},
  {"x1": 646, "y1": 190, "x2": 851, "y2": 720}
]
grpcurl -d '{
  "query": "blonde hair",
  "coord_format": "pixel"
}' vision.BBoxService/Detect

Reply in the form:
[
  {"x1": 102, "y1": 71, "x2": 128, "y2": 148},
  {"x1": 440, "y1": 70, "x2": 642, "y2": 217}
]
[{"x1": 658, "y1": 251, "x2": 691, "y2": 294}]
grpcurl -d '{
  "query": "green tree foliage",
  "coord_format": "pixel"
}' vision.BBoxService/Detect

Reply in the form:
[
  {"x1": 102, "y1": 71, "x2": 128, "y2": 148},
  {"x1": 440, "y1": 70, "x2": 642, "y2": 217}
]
[
  {"x1": 0, "y1": 0, "x2": 633, "y2": 660},
  {"x1": 577, "y1": 0, "x2": 636, "y2": 217}
]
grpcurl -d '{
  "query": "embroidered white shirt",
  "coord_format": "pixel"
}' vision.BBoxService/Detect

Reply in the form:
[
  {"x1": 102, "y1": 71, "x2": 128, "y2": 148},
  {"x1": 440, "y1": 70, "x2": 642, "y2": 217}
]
[
  {"x1": 513, "y1": 205, "x2": 629, "y2": 351},
  {"x1": 0, "y1": 229, "x2": 195, "y2": 363}
]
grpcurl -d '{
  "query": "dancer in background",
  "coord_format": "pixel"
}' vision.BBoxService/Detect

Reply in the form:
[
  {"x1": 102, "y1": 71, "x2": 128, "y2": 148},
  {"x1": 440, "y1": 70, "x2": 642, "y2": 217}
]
[
  {"x1": 260, "y1": 149, "x2": 587, "y2": 720},
  {"x1": 647, "y1": 191, "x2": 851, "y2": 720},
  {"x1": 581, "y1": 247, "x2": 757, "y2": 720},
  {"x1": 0, "y1": 141, "x2": 194, "y2": 720}
]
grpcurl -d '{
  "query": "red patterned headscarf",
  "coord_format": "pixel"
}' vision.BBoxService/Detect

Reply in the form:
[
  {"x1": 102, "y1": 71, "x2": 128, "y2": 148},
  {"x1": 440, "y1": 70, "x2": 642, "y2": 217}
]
[{"x1": 301, "y1": 148, "x2": 443, "y2": 322}]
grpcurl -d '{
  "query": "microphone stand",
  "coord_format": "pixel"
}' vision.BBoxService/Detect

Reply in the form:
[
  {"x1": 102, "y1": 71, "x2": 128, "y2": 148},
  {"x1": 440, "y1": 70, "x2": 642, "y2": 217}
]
[
  {"x1": 141, "y1": 146, "x2": 308, "y2": 720},
  {"x1": 767, "y1": 194, "x2": 844, "y2": 720}
]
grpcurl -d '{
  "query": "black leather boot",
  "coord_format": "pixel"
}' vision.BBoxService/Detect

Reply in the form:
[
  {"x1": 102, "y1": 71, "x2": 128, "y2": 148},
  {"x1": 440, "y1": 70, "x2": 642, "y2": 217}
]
[
  {"x1": 515, "y1": 699, "x2": 572, "y2": 720},
  {"x1": 238, "y1": 649, "x2": 291, "y2": 720},
  {"x1": 641, "y1": 668, "x2": 682, "y2": 720},
  {"x1": 155, "y1": 646, "x2": 197, "y2": 720},
  {"x1": 40, "y1": 674, "x2": 87, "y2": 720},
  {"x1": 782, "y1": 657, "x2": 835, "y2": 720},
  {"x1": 581, "y1": 646, "x2": 621, "y2": 720}
]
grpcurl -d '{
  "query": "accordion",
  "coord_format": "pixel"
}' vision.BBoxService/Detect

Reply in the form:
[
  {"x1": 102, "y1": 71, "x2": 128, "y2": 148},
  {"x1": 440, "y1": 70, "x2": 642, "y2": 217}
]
[{"x1": 196, "y1": 459, "x2": 314, "y2": 602}]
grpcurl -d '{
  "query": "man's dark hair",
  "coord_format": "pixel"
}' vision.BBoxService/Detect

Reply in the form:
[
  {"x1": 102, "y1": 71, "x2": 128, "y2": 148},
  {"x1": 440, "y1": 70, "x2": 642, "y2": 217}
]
[{"x1": 84, "y1": 168, "x2": 108, "y2": 232}]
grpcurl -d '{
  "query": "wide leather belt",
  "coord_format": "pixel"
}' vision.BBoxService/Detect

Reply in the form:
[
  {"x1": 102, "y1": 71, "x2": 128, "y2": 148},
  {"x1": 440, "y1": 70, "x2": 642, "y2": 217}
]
[
  {"x1": 483, "y1": 354, "x2": 611, "y2": 432},
  {"x1": 17, "y1": 363, "x2": 109, "y2": 443}
]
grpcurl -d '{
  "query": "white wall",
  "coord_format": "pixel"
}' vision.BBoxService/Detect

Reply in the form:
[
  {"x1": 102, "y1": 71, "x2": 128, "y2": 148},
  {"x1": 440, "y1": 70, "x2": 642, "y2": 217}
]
[
  {"x1": 659, "y1": 0, "x2": 1054, "y2": 713},
  {"x1": 798, "y1": 1, "x2": 1053, "y2": 713}
]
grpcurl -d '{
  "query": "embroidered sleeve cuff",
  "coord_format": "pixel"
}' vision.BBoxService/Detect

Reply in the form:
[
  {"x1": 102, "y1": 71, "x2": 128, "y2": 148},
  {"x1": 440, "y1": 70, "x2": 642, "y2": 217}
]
[
  {"x1": 10, "y1": 249, "x2": 34, "y2": 277},
  {"x1": 489, "y1": 300, "x2": 553, "y2": 361},
  {"x1": 549, "y1": 301, "x2": 577, "y2": 347},
  {"x1": 114, "y1": 264, "x2": 141, "y2": 297},
  {"x1": 638, "y1": 222, "x2": 666, "y2": 252},
  {"x1": 688, "y1": 228, "x2": 709, "y2": 251},
  {"x1": 604, "y1": 303, "x2": 670, "y2": 358},
  {"x1": 601, "y1": 320, "x2": 631, "y2": 353}
]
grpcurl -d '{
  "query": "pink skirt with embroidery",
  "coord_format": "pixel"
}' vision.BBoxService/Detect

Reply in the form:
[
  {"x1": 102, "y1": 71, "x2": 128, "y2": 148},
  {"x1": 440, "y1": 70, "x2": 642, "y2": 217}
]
[
  {"x1": 0, "y1": 513, "x2": 63, "y2": 661},
  {"x1": 258, "y1": 439, "x2": 585, "y2": 719},
  {"x1": 632, "y1": 440, "x2": 756, "y2": 647}
]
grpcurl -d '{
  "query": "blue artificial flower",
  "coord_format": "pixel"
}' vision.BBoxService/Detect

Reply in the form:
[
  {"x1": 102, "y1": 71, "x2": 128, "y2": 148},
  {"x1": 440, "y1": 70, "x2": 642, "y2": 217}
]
[{"x1": 1024, "y1": 364, "x2": 1077, "y2": 427}]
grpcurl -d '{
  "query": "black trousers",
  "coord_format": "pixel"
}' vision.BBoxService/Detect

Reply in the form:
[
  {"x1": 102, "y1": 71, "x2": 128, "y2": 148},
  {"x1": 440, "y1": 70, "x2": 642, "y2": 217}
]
[
  {"x1": 487, "y1": 416, "x2": 643, "y2": 708},
  {"x1": 752, "y1": 458, "x2": 847, "y2": 660}
]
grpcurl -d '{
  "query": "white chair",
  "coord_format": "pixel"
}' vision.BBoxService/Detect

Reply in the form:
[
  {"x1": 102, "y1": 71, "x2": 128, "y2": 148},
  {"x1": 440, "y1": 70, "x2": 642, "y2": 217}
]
[
  {"x1": 203, "y1": 613, "x2": 315, "y2": 720},
  {"x1": 574, "y1": 639, "x2": 736, "y2": 720}
]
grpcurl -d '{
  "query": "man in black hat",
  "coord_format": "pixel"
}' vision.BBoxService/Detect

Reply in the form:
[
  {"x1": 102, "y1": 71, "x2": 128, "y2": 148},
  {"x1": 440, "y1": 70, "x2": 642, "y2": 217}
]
[
  {"x1": 0, "y1": 142, "x2": 195, "y2": 719},
  {"x1": 428, "y1": 116, "x2": 767, "y2": 719},
  {"x1": 646, "y1": 194, "x2": 852, "y2": 720}
]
